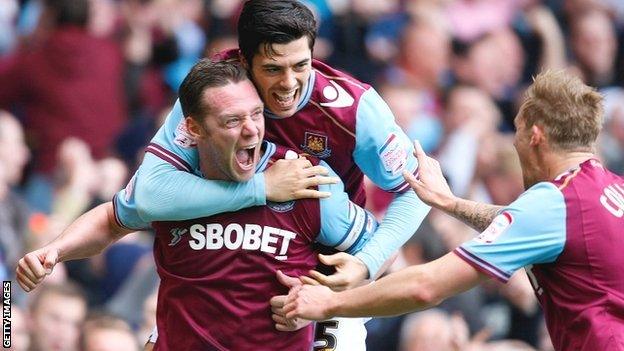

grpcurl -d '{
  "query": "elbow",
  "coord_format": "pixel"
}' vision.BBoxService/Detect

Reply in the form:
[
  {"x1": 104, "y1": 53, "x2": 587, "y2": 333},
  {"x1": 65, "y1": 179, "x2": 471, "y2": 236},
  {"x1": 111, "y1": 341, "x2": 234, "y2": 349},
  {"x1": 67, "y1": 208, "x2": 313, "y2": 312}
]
[
  {"x1": 409, "y1": 287, "x2": 443, "y2": 308},
  {"x1": 133, "y1": 179, "x2": 161, "y2": 221},
  {"x1": 407, "y1": 271, "x2": 445, "y2": 308}
]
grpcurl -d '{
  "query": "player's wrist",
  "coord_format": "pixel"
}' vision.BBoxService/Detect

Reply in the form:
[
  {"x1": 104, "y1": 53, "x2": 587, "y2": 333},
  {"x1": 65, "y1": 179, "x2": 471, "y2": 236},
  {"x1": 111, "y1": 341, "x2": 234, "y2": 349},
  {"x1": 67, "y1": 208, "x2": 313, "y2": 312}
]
[
  {"x1": 441, "y1": 195, "x2": 460, "y2": 215},
  {"x1": 325, "y1": 291, "x2": 342, "y2": 318}
]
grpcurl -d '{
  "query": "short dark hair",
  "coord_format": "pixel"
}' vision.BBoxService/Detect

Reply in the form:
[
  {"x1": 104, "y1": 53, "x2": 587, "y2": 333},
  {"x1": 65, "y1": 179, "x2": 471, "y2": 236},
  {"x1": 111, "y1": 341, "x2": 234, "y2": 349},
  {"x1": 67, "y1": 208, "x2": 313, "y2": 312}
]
[
  {"x1": 178, "y1": 59, "x2": 248, "y2": 121},
  {"x1": 45, "y1": 0, "x2": 89, "y2": 27},
  {"x1": 238, "y1": 0, "x2": 317, "y2": 66}
]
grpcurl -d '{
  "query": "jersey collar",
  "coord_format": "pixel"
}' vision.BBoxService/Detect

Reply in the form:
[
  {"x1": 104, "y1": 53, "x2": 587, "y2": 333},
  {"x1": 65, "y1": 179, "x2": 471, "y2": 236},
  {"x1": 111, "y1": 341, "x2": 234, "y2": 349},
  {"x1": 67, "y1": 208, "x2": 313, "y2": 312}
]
[{"x1": 256, "y1": 141, "x2": 276, "y2": 173}]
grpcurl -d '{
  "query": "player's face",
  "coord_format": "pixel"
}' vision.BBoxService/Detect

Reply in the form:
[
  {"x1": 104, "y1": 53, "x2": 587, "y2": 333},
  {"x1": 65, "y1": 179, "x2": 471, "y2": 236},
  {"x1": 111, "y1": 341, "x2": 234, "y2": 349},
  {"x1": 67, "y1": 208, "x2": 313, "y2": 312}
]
[
  {"x1": 193, "y1": 80, "x2": 265, "y2": 182},
  {"x1": 513, "y1": 113, "x2": 538, "y2": 189},
  {"x1": 248, "y1": 36, "x2": 312, "y2": 118}
]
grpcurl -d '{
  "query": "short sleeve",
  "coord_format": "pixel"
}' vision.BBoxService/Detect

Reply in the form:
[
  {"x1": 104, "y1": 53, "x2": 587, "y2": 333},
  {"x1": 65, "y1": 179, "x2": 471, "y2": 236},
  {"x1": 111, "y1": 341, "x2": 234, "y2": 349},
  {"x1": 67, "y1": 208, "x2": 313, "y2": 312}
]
[
  {"x1": 353, "y1": 88, "x2": 418, "y2": 193},
  {"x1": 112, "y1": 173, "x2": 151, "y2": 231},
  {"x1": 454, "y1": 182, "x2": 567, "y2": 283}
]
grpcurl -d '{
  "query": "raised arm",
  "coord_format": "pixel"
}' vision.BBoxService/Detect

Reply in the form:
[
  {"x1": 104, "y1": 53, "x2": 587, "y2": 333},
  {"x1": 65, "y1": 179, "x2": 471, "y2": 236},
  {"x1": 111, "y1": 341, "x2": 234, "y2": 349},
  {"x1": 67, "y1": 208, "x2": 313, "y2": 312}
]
[
  {"x1": 351, "y1": 89, "x2": 431, "y2": 278},
  {"x1": 16, "y1": 202, "x2": 133, "y2": 292},
  {"x1": 403, "y1": 140, "x2": 503, "y2": 232}
]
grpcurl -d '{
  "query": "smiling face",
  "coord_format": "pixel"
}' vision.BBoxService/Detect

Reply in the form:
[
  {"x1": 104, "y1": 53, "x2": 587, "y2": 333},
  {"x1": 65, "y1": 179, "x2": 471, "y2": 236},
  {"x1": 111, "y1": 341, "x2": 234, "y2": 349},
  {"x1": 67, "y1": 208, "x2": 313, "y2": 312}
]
[
  {"x1": 188, "y1": 79, "x2": 265, "y2": 182},
  {"x1": 247, "y1": 37, "x2": 312, "y2": 118}
]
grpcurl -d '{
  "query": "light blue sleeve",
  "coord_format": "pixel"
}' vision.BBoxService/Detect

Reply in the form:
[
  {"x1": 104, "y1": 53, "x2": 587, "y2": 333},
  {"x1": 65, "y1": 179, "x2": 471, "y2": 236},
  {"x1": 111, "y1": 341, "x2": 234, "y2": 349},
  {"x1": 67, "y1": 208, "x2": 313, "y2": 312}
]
[
  {"x1": 133, "y1": 153, "x2": 266, "y2": 222},
  {"x1": 317, "y1": 161, "x2": 378, "y2": 254},
  {"x1": 355, "y1": 191, "x2": 430, "y2": 277},
  {"x1": 353, "y1": 88, "x2": 418, "y2": 192},
  {"x1": 455, "y1": 182, "x2": 567, "y2": 283},
  {"x1": 112, "y1": 173, "x2": 151, "y2": 230},
  {"x1": 352, "y1": 88, "x2": 431, "y2": 277},
  {"x1": 132, "y1": 99, "x2": 267, "y2": 221}
]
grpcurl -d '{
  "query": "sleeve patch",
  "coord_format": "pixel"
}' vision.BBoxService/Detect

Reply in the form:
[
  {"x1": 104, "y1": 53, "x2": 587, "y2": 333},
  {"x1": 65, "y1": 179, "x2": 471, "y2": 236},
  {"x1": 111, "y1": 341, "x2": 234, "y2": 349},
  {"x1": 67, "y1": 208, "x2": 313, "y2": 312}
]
[
  {"x1": 379, "y1": 133, "x2": 407, "y2": 175},
  {"x1": 174, "y1": 119, "x2": 197, "y2": 148},
  {"x1": 474, "y1": 212, "x2": 513, "y2": 244},
  {"x1": 123, "y1": 174, "x2": 137, "y2": 202}
]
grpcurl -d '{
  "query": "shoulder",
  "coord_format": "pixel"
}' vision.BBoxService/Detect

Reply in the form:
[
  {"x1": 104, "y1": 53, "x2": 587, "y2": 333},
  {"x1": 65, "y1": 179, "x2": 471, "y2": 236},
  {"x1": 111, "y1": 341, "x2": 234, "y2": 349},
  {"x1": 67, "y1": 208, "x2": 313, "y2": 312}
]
[
  {"x1": 510, "y1": 182, "x2": 563, "y2": 212},
  {"x1": 309, "y1": 60, "x2": 372, "y2": 113}
]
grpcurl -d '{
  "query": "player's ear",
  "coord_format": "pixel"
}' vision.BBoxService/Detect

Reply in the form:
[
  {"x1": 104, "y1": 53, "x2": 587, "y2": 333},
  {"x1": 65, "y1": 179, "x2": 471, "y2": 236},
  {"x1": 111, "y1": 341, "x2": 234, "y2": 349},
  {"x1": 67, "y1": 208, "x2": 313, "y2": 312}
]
[
  {"x1": 239, "y1": 52, "x2": 249, "y2": 71},
  {"x1": 185, "y1": 117, "x2": 204, "y2": 139},
  {"x1": 529, "y1": 124, "x2": 545, "y2": 146}
]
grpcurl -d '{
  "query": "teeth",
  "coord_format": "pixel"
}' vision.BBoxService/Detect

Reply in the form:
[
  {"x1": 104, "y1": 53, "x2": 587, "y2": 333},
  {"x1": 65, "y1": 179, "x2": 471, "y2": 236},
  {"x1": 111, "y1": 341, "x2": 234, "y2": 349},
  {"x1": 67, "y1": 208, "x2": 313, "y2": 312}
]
[{"x1": 275, "y1": 90, "x2": 296, "y2": 102}]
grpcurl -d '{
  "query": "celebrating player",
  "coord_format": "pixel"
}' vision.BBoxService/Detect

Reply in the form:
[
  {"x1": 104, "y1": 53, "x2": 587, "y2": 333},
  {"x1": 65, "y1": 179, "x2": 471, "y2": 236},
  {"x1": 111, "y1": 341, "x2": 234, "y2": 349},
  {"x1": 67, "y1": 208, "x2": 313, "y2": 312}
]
[
  {"x1": 283, "y1": 70, "x2": 624, "y2": 351},
  {"x1": 124, "y1": 1, "x2": 429, "y2": 347},
  {"x1": 129, "y1": 0, "x2": 429, "y2": 286},
  {"x1": 16, "y1": 59, "x2": 379, "y2": 350}
]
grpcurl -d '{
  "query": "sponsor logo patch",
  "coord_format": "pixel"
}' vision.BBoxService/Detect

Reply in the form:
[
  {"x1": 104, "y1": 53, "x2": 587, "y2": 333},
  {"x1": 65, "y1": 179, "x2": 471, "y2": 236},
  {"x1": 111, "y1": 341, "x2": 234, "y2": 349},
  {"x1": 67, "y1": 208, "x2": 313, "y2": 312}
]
[
  {"x1": 174, "y1": 119, "x2": 197, "y2": 148},
  {"x1": 168, "y1": 227, "x2": 188, "y2": 246},
  {"x1": 379, "y1": 134, "x2": 407, "y2": 175},
  {"x1": 475, "y1": 212, "x2": 513, "y2": 244},
  {"x1": 123, "y1": 174, "x2": 137, "y2": 202},
  {"x1": 320, "y1": 80, "x2": 354, "y2": 108},
  {"x1": 301, "y1": 131, "x2": 332, "y2": 158}
]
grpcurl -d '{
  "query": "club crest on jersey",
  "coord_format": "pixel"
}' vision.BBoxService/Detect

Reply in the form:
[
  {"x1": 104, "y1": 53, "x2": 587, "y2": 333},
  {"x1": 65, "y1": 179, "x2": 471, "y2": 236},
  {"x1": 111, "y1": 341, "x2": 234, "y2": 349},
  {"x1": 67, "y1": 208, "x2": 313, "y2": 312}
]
[
  {"x1": 169, "y1": 227, "x2": 188, "y2": 246},
  {"x1": 267, "y1": 200, "x2": 295, "y2": 213},
  {"x1": 475, "y1": 212, "x2": 513, "y2": 244},
  {"x1": 301, "y1": 131, "x2": 332, "y2": 158}
]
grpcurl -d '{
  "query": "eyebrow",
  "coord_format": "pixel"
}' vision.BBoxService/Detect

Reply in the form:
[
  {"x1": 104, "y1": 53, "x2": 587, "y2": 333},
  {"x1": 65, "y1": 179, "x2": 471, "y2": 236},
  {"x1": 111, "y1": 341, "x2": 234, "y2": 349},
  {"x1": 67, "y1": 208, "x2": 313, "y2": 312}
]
[{"x1": 261, "y1": 58, "x2": 310, "y2": 69}]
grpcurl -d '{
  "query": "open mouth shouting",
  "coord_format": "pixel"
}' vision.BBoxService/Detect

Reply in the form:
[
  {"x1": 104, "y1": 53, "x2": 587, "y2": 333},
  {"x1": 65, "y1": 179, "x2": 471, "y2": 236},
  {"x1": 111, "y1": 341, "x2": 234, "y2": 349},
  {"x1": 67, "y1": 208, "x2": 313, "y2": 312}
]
[
  {"x1": 235, "y1": 143, "x2": 258, "y2": 171},
  {"x1": 272, "y1": 89, "x2": 299, "y2": 111}
]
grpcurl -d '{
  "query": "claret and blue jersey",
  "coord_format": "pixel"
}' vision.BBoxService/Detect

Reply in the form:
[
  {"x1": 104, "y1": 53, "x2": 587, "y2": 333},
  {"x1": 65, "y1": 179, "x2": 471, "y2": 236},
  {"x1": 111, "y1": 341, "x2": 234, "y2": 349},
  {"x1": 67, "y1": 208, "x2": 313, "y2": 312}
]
[
  {"x1": 114, "y1": 53, "x2": 430, "y2": 278},
  {"x1": 455, "y1": 159, "x2": 624, "y2": 350},
  {"x1": 114, "y1": 141, "x2": 378, "y2": 350}
]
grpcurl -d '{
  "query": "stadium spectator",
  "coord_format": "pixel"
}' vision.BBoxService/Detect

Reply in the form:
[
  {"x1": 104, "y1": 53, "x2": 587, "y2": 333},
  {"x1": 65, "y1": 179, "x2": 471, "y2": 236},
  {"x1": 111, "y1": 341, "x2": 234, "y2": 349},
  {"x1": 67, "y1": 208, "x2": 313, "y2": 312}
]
[
  {"x1": 283, "y1": 70, "x2": 624, "y2": 351},
  {"x1": 0, "y1": 111, "x2": 30, "y2": 279},
  {"x1": 9, "y1": 305, "x2": 30, "y2": 351},
  {"x1": 569, "y1": 9, "x2": 620, "y2": 88},
  {"x1": 0, "y1": 0, "x2": 126, "y2": 213},
  {"x1": 81, "y1": 313, "x2": 139, "y2": 351},
  {"x1": 28, "y1": 283, "x2": 87, "y2": 351}
]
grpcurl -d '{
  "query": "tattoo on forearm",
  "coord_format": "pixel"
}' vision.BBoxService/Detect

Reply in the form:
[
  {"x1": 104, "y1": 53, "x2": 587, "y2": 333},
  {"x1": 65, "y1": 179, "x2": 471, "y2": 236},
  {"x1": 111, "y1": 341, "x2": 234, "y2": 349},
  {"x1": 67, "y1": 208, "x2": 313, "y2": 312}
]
[{"x1": 452, "y1": 200, "x2": 504, "y2": 232}]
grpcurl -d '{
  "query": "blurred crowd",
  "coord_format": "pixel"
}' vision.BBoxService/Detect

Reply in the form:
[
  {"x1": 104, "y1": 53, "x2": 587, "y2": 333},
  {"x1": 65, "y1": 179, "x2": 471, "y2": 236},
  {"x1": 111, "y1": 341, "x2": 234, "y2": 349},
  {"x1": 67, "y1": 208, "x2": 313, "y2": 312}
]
[{"x1": 0, "y1": 0, "x2": 623, "y2": 350}]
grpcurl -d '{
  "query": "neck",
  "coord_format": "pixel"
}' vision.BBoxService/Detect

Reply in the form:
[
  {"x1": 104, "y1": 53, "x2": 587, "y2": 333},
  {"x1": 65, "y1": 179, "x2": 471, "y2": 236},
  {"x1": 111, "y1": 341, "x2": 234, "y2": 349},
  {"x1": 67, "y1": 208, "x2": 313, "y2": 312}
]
[{"x1": 542, "y1": 150, "x2": 595, "y2": 180}]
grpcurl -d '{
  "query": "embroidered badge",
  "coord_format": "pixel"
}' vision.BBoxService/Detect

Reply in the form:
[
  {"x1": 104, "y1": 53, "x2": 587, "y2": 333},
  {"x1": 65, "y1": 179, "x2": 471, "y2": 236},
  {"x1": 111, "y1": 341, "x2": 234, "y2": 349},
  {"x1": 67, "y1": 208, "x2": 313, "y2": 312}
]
[
  {"x1": 379, "y1": 134, "x2": 407, "y2": 175},
  {"x1": 300, "y1": 131, "x2": 332, "y2": 158},
  {"x1": 267, "y1": 201, "x2": 295, "y2": 213},
  {"x1": 475, "y1": 212, "x2": 513, "y2": 244},
  {"x1": 174, "y1": 119, "x2": 197, "y2": 148}
]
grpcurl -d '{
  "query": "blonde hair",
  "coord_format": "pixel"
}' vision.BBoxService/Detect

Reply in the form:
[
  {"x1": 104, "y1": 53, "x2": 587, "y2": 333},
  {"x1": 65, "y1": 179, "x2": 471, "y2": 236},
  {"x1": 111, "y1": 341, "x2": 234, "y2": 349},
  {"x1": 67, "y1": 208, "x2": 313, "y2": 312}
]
[{"x1": 520, "y1": 70, "x2": 603, "y2": 151}]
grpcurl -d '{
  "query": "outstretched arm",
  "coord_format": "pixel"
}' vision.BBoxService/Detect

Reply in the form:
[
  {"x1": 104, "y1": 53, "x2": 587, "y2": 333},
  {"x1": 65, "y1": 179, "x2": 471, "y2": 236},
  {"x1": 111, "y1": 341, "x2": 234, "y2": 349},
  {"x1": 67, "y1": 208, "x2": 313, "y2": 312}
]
[
  {"x1": 403, "y1": 141, "x2": 503, "y2": 232},
  {"x1": 284, "y1": 252, "x2": 489, "y2": 320},
  {"x1": 16, "y1": 202, "x2": 133, "y2": 292},
  {"x1": 134, "y1": 152, "x2": 337, "y2": 222}
]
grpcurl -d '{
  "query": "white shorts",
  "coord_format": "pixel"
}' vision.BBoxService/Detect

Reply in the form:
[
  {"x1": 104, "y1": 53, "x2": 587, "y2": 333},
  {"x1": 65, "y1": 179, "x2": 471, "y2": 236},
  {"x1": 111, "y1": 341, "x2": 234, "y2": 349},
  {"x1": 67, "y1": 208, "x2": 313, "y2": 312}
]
[
  {"x1": 313, "y1": 317, "x2": 368, "y2": 351},
  {"x1": 146, "y1": 317, "x2": 368, "y2": 350}
]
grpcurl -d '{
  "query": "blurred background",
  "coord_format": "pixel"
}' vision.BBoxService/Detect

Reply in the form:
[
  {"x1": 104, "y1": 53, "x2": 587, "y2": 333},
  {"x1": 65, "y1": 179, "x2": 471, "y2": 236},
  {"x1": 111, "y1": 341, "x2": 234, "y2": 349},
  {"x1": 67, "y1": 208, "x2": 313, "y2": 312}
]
[{"x1": 1, "y1": 0, "x2": 623, "y2": 350}]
